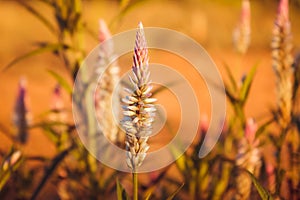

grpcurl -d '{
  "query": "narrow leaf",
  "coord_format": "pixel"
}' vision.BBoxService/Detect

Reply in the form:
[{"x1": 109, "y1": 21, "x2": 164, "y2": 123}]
[
  {"x1": 246, "y1": 170, "x2": 273, "y2": 200},
  {"x1": 166, "y1": 183, "x2": 184, "y2": 200},
  {"x1": 47, "y1": 70, "x2": 73, "y2": 94},
  {"x1": 224, "y1": 63, "x2": 238, "y2": 91},
  {"x1": 30, "y1": 146, "x2": 73, "y2": 200},
  {"x1": 16, "y1": 1, "x2": 56, "y2": 34},
  {"x1": 240, "y1": 64, "x2": 258, "y2": 104},
  {"x1": 109, "y1": 0, "x2": 149, "y2": 30},
  {"x1": 3, "y1": 44, "x2": 67, "y2": 71},
  {"x1": 143, "y1": 186, "x2": 154, "y2": 200},
  {"x1": 116, "y1": 178, "x2": 130, "y2": 200},
  {"x1": 255, "y1": 117, "x2": 274, "y2": 139}
]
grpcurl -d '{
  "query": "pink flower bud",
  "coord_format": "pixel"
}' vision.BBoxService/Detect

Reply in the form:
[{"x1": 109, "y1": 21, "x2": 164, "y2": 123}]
[
  {"x1": 98, "y1": 19, "x2": 113, "y2": 59},
  {"x1": 278, "y1": 0, "x2": 289, "y2": 22},
  {"x1": 99, "y1": 19, "x2": 111, "y2": 43},
  {"x1": 241, "y1": 0, "x2": 251, "y2": 27},
  {"x1": 245, "y1": 118, "x2": 257, "y2": 145}
]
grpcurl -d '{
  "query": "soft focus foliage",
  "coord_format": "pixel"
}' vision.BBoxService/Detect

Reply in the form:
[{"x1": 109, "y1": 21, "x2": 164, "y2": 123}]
[{"x1": 0, "y1": 0, "x2": 300, "y2": 200}]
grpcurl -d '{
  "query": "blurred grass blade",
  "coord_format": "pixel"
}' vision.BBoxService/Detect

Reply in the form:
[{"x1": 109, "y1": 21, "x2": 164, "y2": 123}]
[
  {"x1": 116, "y1": 178, "x2": 130, "y2": 200},
  {"x1": 166, "y1": 183, "x2": 184, "y2": 200},
  {"x1": 169, "y1": 144, "x2": 186, "y2": 172},
  {"x1": 224, "y1": 63, "x2": 238, "y2": 91},
  {"x1": 224, "y1": 83, "x2": 238, "y2": 104},
  {"x1": 120, "y1": 0, "x2": 131, "y2": 10},
  {"x1": 47, "y1": 70, "x2": 73, "y2": 94},
  {"x1": 239, "y1": 64, "x2": 258, "y2": 104},
  {"x1": 110, "y1": 0, "x2": 149, "y2": 30},
  {"x1": 246, "y1": 170, "x2": 273, "y2": 200},
  {"x1": 0, "y1": 149, "x2": 23, "y2": 191},
  {"x1": 143, "y1": 186, "x2": 154, "y2": 200},
  {"x1": 30, "y1": 146, "x2": 73, "y2": 200},
  {"x1": 255, "y1": 117, "x2": 274, "y2": 139},
  {"x1": 3, "y1": 43, "x2": 67, "y2": 71},
  {"x1": 16, "y1": 1, "x2": 56, "y2": 34}
]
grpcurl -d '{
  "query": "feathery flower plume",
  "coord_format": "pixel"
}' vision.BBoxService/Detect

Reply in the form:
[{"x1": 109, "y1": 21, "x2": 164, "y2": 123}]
[
  {"x1": 122, "y1": 22, "x2": 156, "y2": 171},
  {"x1": 95, "y1": 19, "x2": 121, "y2": 143},
  {"x1": 233, "y1": 0, "x2": 251, "y2": 54},
  {"x1": 12, "y1": 78, "x2": 31, "y2": 144},
  {"x1": 235, "y1": 118, "x2": 261, "y2": 199},
  {"x1": 272, "y1": 0, "x2": 293, "y2": 129}
]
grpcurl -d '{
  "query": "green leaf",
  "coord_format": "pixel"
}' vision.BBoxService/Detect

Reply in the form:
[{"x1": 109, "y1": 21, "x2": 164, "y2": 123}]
[
  {"x1": 239, "y1": 64, "x2": 258, "y2": 104},
  {"x1": 224, "y1": 63, "x2": 238, "y2": 91},
  {"x1": 170, "y1": 146, "x2": 186, "y2": 172},
  {"x1": 0, "y1": 148, "x2": 23, "y2": 191},
  {"x1": 109, "y1": 0, "x2": 149, "y2": 30},
  {"x1": 246, "y1": 170, "x2": 273, "y2": 200},
  {"x1": 16, "y1": 1, "x2": 56, "y2": 34},
  {"x1": 3, "y1": 43, "x2": 68, "y2": 71},
  {"x1": 30, "y1": 146, "x2": 73, "y2": 200},
  {"x1": 255, "y1": 117, "x2": 274, "y2": 139},
  {"x1": 143, "y1": 187, "x2": 154, "y2": 200},
  {"x1": 116, "y1": 178, "x2": 130, "y2": 200},
  {"x1": 166, "y1": 183, "x2": 184, "y2": 200},
  {"x1": 47, "y1": 70, "x2": 73, "y2": 94},
  {"x1": 224, "y1": 83, "x2": 238, "y2": 104}
]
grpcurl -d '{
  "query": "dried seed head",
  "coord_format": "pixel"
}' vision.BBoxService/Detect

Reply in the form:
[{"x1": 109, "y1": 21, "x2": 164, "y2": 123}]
[
  {"x1": 272, "y1": 0, "x2": 293, "y2": 128},
  {"x1": 122, "y1": 22, "x2": 156, "y2": 171},
  {"x1": 98, "y1": 19, "x2": 114, "y2": 63},
  {"x1": 233, "y1": 0, "x2": 251, "y2": 54},
  {"x1": 95, "y1": 19, "x2": 121, "y2": 143},
  {"x1": 235, "y1": 118, "x2": 261, "y2": 199}
]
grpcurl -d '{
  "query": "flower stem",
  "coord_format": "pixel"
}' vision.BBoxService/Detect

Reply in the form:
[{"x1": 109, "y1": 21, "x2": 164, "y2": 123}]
[{"x1": 133, "y1": 172, "x2": 138, "y2": 200}]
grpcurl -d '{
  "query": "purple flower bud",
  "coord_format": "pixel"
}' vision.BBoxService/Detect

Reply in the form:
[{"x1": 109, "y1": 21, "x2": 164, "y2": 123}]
[{"x1": 13, "y1": 78, "x2": 31, "y2": 144}]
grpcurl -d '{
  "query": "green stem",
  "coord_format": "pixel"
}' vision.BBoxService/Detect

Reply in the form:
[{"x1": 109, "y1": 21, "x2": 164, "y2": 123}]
[
  {"x1": 275, "y1": 128, "x2": 288, "y2": 195},
  {"x1": 133, "y1": 172, "x2": 138, "y2": 200}
]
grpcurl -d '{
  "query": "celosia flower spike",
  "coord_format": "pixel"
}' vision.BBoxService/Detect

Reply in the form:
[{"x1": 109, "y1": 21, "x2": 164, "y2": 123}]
[
  {"x1": 272, "y1": 0, "x2": 293, "y2": 128},
  {"x1": 122, "y1": 22, "x2": 156, "y2": 171},
  {"x1": 233, "y1": 0, "x2": 251, "y2": 54}
]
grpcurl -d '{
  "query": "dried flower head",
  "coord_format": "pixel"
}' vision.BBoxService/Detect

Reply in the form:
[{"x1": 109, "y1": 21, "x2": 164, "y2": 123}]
[
  {"x1": 233, "y1": 0, "x2": 251, "y2": 54},
  {"x1": 12, "y1": 78, "x2": 32, "y2": 144},
  {"x1": 122, "y1": 22, "x2": 156, "y2": 171},
  {"x1": 272, "y1": 0, "x2": 293, "y2": 129},
  {"x1": 95, "y1": 19, "x2": 121, "y2": 143},
  {"x1": 235, "y1": 118, "x2": 261, "y2": 199}
]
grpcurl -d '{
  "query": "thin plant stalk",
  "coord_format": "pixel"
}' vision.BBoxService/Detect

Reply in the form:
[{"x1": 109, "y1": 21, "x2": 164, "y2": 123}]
[{"x1": 133, "y1": 172, "x2": 138, "y2": 200}]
